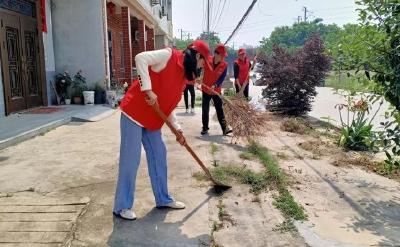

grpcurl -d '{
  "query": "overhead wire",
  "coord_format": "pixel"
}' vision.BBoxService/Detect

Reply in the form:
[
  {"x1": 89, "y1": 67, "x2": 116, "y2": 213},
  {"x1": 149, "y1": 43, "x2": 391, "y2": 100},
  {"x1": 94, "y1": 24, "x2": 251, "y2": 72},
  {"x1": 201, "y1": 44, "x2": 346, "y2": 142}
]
[
  {"x1": 212, "y1": 0, "x2": 227, "y2": 31},
  {"x1": 211, "y1": 0, "x2": 222, "y2": 29},
  {"x1": 224, "y1": 0, "x2": 259, "y2": 44}
]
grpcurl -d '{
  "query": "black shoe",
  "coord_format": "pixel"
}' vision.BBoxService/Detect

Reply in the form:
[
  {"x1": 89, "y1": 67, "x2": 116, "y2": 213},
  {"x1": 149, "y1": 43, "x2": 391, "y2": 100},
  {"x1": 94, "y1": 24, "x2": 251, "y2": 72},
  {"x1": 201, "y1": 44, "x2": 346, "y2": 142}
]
[
  {"x1": 223, "y1": 129, "x2": 233, "y2": 136},
  {"x1": 201, "y1": 130, "x2": 209, "y2": 135}
]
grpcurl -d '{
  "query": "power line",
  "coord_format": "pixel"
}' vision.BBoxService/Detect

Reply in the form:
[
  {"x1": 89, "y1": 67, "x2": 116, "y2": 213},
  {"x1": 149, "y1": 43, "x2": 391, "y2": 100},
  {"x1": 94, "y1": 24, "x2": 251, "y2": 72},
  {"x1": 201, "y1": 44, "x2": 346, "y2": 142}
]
[
  {"x1": 212, "y1": 0, "x2": 227, "y2": 31},
  {"x1": 224, "y1": 0, "x2": 259, "y2": 45},
  {"x1": 211, "y1": 0, "x2": 222, "y2": 29},
  {"x1": 257, "y1": 0, "x2": 271, "y2": 17}
]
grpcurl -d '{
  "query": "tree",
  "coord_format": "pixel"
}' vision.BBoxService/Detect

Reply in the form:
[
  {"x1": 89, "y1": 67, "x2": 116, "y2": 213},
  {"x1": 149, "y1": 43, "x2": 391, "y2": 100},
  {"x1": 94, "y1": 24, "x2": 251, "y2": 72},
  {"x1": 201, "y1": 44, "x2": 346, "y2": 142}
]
[
  {"x1": 260, "y1": 19, "x2": 341, "y2": 54},
  {"x1": 260, "y1": 34, "x2": 330, "y2": 116},
  {"x1": 173, "y1": 38, "x2": 193, "y2": 50},
  {"x1": 355, "y1": 0, "x2": 400, "y2": 171},
  {"x1": 198, "y1": 32, "x2": 221, "y2": 51}
]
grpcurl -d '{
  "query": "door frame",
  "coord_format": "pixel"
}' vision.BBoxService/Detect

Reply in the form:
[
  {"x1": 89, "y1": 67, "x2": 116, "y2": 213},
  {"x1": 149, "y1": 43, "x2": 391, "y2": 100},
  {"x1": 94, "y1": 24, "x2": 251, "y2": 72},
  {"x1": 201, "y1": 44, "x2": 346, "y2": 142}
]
[{"x1": 0, "y1": 0, "x2": 46, "y2": 115}]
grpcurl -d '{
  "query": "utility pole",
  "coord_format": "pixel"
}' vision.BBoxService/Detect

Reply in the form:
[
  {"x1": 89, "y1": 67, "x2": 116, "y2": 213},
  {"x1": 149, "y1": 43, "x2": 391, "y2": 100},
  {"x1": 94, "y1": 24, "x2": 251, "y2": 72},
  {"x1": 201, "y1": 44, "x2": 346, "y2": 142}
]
[
  {"x1": 303, "y1": 6, "x2": 308, "y2": 22},
  {"x1": 178, "y1": 29, "x2": 183, "y2": 40},
  {"x1": 207, "y1": 0, "x2": 210, "y2": 45},
  {"x1": 297, "y1": 16, "x2": 302, "y2": 23}
]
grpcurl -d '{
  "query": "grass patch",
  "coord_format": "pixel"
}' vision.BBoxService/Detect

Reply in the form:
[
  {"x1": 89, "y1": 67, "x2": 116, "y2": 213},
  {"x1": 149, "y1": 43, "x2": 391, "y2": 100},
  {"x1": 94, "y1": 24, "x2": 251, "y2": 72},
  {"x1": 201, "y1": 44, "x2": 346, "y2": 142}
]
[
  {"x1": 325, "y1": 73, "x2": 374, "y2": 93},
  {"x1": 223, "y1": 88, "x2": 236, "y2": 99},
  {"x1": 276, "y1": 152, "x2": 290, "y2": 161},
  {"x1": 280, "y1": 118, "x2": 312, "y2": 135},
  {"x1": 248, "y1": 141, "x2": 307, "y2": 221},
  {"x1": 211, "y1": 165, "x2": 270, "y2": 194},
  {"x1": 195, "y1": 95, "x2": 202, "y2": 107},
  {"x1": 273, "y1": 220, "x2": 297, "y2": 233},
  {"x1": 331, "y1": 152, "x2": 400, "y2": 180},
  {"x1": 211, "y1": 143, "x2": 219, "y2": 155},
  {"x1": 239, "y1": 151, "x2": 255, "y2": 160},
  {"x1": 247, "y1": 141, "x2": 285, "y2": 187},
  {"x1": 193, "y1": 141, "x2": 307, "y2": 224},
  {"x1": 274, "y1": 189, "x2": 306, "y2": 221}
]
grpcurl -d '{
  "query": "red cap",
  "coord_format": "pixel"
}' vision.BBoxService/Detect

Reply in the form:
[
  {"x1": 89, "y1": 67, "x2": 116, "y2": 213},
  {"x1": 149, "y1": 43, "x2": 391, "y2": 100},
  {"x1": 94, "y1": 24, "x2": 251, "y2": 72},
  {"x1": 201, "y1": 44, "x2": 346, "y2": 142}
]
[
  {"x1": 238, "y1": 48, "x2": 246, "y2": 55},
  {"x1": 187, "y1": 40, "x2": 210, "y2": 58},
  {"x1": 215, "y1": 43, "x2": 228, "y2": 57}
]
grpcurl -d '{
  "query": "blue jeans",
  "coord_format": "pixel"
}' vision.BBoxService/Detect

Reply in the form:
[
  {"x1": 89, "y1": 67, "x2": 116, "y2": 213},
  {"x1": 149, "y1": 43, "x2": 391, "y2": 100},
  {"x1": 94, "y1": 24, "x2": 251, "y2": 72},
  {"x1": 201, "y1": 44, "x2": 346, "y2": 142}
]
[{"x1": 113, "y1": 114, "x2": 173, "y2": 213}]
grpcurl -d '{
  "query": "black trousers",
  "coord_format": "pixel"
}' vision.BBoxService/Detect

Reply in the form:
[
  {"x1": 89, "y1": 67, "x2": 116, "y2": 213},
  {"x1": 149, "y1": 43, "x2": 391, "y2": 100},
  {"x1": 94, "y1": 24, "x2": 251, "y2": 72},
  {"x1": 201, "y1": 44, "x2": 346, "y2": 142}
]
[
  {"x1": 235, "y1": 83, "x2": 249, "y2": 99},
  {"x1": 202, "y1": 92, "x2": 227, "y2": 132},
  {"x1": 184, "y1": 84, "x2": 195, "y2": 109}
]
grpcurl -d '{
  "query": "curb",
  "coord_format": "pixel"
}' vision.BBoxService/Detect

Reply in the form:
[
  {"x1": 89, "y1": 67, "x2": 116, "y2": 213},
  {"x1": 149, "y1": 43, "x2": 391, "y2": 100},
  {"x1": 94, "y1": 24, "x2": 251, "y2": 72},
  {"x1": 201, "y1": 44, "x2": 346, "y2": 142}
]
[{"x1": 0, "y1": 117, "x2": 71, "y2": 151}]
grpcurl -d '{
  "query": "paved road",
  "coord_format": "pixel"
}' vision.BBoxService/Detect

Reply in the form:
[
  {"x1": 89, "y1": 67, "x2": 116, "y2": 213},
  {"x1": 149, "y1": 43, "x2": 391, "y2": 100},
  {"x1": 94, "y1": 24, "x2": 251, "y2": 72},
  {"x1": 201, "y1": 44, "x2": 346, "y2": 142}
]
[{"x1": 248, "y1": 84, "x2": 390, "y2": 128}]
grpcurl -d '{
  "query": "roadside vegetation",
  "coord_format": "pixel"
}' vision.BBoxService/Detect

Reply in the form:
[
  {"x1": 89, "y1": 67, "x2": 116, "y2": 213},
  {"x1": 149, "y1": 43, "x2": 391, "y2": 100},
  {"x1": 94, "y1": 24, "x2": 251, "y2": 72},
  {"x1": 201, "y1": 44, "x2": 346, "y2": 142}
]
[{"x1": 194, "y1": 141, "x2": 307, "y2": 227}]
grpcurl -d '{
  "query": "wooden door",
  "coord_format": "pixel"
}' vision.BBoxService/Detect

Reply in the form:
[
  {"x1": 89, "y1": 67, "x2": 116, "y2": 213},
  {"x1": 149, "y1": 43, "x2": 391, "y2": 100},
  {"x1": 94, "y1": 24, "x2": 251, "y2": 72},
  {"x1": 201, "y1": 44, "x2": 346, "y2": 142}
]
[
  {"x1": 20, "y1": 16, "x2": 41, "y2": 108},
  {"x1": 0, "y1": 7, "x2": 42, "y2": 114},
  {"x1": 0, "y1": 12, "x2": 26, "y2": 113}
]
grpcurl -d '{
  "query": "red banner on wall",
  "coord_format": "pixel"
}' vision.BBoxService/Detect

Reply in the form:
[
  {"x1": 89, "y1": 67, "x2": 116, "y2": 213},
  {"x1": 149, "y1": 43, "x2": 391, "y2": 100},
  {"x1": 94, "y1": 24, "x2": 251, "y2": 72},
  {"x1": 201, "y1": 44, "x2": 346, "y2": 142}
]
[{"x1": 40, "y1": 0, "x2": 47, "y2": 32}]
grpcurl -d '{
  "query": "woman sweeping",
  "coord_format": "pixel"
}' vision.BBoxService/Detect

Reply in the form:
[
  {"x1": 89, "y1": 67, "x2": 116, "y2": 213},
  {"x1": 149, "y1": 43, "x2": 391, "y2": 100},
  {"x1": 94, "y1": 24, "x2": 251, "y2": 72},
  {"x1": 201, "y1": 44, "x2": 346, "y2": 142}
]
[
  {"x1": 113, "y1": 40, "x2": 210, "y2": 220},
  {"x1": 201, "y1": 43, "x2": 232, "y2": 136}
]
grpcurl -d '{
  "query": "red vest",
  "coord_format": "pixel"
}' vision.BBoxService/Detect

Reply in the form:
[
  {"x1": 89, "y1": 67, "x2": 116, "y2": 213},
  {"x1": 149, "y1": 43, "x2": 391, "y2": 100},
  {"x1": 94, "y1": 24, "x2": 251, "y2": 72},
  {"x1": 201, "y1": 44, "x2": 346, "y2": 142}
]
[
  {"x1": 235, "y1": 58, "x2": 251, "y2": 85},
  {"x1": 120, "y1": 49, "x2": 185, "y2": 130},
  {"x1": 185, "y1": 79, "x2": 195, "y2": 85},
  {"x1": 202, "y1": 56, "x2": 228, "y2": 94}
]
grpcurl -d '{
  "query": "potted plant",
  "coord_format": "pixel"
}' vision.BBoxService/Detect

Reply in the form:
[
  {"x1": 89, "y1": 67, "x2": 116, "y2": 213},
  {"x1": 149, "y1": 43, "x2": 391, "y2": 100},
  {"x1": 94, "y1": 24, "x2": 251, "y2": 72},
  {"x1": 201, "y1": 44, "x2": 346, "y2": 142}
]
[
  {"x1": 94, "y1": 79, "x2": 107, "y2": 104},
  {"x1": 71, "y1": 70, "x2": 87, "y2": 104},
  {"x1": 55, "y1": 71, "x2": 73, "y2": 105},
  {"x1": 106, "y1": 75, "x2": 118, "y2": 107}
]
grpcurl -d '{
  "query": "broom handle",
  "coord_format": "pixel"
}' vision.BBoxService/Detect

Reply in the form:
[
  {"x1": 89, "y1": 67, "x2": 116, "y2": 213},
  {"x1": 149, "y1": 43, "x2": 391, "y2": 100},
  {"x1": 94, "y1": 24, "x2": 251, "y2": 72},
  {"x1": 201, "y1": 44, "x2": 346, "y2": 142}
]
[
  {"x1": 196, "y1": 81, "x2": 232, "y2": 104},
  {"x1": 149, "y1": 102, "x2": 216, "y2": 182}
]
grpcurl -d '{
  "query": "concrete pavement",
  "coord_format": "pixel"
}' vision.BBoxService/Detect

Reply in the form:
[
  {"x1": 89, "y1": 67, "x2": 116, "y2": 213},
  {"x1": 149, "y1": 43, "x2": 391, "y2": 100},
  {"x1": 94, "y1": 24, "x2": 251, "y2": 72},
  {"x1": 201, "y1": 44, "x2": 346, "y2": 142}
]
[
  {"x1": 248, "y1": 84, "x2": 390, "y2": 128},
  {"x1": 0, "y1": 105, "x2": 115, "y2": 150}
]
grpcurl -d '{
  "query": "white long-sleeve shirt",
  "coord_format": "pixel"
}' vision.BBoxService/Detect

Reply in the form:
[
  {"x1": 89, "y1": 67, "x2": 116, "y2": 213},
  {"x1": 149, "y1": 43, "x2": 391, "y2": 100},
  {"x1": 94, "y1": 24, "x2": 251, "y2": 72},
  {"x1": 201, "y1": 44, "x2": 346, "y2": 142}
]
[{"x1": 122, "y1": 48, "x2": 181, "y2": 130}]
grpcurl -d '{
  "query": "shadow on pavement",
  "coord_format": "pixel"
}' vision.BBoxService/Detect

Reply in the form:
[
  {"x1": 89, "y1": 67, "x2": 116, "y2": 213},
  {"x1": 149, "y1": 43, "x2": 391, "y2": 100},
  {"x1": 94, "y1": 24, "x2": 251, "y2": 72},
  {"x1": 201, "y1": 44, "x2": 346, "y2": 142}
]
[
  {"x1": 346, "y1": 197, "x2": 400, "y2": 246},
  {"x1": 195, "y1": 135, "x2": 246, "y2": 153},
  {"x1": 107, "y1": 188, "x2": 227, "y2": 247},
  {"x1": 272, "y1": 132, "x2": 400, "y2": 245}
]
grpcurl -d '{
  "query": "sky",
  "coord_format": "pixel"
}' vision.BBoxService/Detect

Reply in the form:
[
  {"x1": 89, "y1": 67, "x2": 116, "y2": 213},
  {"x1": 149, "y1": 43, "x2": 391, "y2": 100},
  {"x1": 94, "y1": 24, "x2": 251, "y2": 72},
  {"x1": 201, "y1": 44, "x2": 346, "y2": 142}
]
[{"x1": 172, "y1": 0, "x2": 359, "y2": 47}]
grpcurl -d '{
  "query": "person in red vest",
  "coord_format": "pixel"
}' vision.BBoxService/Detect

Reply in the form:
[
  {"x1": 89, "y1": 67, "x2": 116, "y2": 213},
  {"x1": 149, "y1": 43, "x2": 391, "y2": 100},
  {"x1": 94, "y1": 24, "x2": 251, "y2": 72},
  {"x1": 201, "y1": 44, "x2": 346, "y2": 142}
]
[
  {"x1": 114, "y1": 40, "x2": 210, "y2": 220},
  {"x1": 184, "y1": 79, "x2": 196, "y2": 113},
  {"x1": 201, "y1": 43, "x2": 232, "y2": 136},
  {"x1": 234, "y1": 48, "x2": 253, "y2": 99}
]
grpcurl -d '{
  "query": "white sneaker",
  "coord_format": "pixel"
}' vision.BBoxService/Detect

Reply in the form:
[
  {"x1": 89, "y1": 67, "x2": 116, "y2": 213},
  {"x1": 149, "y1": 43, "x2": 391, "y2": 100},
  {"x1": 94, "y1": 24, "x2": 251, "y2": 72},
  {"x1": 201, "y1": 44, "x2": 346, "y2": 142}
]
[
  {"x1": 191, "y1": 108, "x2": 195, "y2": 114},
  {"x1": 185, "y1": 109, "x2": 189, "y2": 113},
  {"x1": 115, "y1": 209, "x2": 137, "y2": 220},
  {"x1": 165, "y1": 201, "x2": 186, "y2": 209}
]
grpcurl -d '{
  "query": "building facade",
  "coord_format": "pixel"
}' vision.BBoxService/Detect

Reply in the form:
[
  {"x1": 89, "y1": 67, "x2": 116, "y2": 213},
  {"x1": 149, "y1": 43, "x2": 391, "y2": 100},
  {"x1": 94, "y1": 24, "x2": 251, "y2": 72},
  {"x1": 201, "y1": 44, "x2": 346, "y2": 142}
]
[{"x1": 0, "y1": 0, "x2": 173, "y2": 117}]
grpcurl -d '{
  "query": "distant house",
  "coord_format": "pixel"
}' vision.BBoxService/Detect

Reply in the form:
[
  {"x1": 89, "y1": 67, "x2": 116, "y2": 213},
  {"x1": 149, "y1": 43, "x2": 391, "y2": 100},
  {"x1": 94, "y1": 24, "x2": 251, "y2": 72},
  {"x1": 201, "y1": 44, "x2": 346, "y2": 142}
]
[{"x1": 0, "y1": 0, "x2": 173, "y2": 117}]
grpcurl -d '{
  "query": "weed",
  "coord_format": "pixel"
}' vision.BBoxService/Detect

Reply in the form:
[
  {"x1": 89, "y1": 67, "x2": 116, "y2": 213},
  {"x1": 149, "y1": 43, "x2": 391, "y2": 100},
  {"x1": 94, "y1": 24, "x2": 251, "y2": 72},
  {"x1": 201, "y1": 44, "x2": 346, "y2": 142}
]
[
  {"x1": 239, "y1": 151, "x2": 254, "y2": 160},
  {"x1": 273, "y1": 220, "x2": 297, "y2": 233},
  {"x1": 195, "y1": 95, "x2": 203, "y2": 107},
  {"x1": 223, "y1": 88, "x2": 236, "y2": 99},
  {"x1": 217, "y1": 199, "x2": 225, "y2": 219},
  {"x1": 273, "y1": 189, "x2": 307, "y2": 221},
  {"x1": 247, "y1": 141, "x2": 285, "y2": 187},
  {"x1": 210, "y1": 220, "x2": 224, "y2": 247},
  {"x1": 280, "y1": 118, "x2": 312, "y2": 135},
  {"x1": 211, "y1": 143, "x2": 219, "y2": 155},
  {"x1": 249, "y1": 141, "x2": 307, "y2": 221},
  {"x1": 297, "y1": 140, "x2": 337, "y2": 158},
  {"x1": 192, "y1": 171, "x2": 208, "y2": 181},
  {"x1": 276, "y1": 152, "x2": 290, "y2": 160},
  {"x1": 252, "y1": 195, "x2": 261, "y2": 203},
  {"x1": 210, "y1": 166, "x2": 269, "y2": 194}
]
